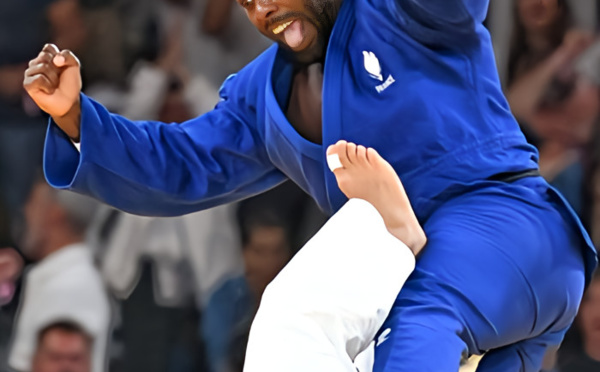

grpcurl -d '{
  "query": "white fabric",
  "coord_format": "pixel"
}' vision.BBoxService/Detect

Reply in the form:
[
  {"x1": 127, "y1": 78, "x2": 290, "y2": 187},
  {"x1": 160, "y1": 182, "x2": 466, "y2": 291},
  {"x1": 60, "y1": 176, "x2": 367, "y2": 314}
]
[
  {"x1": 327, "y1": 153, "x2": 344, "y2": 172},
  {"x1": 244, "y1": 198, "x2": 415, "y2": 372},
  {"x1": 92, "y1": 204, "x2": 243, "y2": 307},
  {"x1": 9, "y1": 244, "x2": 111, "y2": 372},
  {"x1": 121, "y1": 62, "x2": 170, "y2": 121}
]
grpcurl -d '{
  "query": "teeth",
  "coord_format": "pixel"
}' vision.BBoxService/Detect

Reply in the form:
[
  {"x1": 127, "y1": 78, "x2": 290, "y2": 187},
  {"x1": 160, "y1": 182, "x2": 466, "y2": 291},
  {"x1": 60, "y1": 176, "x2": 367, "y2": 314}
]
[{"x1": 273, "y1": 20, "x2": 294, "y2": 35}]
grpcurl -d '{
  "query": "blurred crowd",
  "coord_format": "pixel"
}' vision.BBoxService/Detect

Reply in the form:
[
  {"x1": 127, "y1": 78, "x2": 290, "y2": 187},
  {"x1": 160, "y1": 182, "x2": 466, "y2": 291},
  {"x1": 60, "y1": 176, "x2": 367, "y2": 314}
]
[{"x1": 2, "y1": 0, "x2": 600, "y2": 371}]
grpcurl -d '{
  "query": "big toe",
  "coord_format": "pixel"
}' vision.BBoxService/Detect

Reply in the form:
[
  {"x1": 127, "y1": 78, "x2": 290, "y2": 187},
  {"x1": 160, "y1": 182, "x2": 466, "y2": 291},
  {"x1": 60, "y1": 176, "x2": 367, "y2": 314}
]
[{"x1": 327, "y1": 140, "x2": 352, "y2": 172}]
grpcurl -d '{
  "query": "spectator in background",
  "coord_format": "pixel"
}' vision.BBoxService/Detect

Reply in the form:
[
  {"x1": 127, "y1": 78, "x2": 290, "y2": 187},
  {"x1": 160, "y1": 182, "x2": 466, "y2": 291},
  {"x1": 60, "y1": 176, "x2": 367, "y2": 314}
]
[
  {"x1": 182, "y1": 0, "x2": 272, "y2": 89},
  {"x1": 505, "y1": 0, "x2": 600, "y2": 216},
  {"x1": 9, "y1": 178, "x2": 110, "y2": 372},
  {"x1": 79, "y1": 3, "x2": 272, "y2": 370},
  {"x1": 31, "y1": 321, "x2": 93, "y2": 372},
  {"x1": 0, "y1": 198, "x2": 24, "y2": 371},
  {"x1": 0, "y1": 0, "x2": 86, "y2": 218},
  {"x1": 77, "y1": 0, "x2": 126, "y2": 87},
  {"x1": 0, "y1": 200, "x2": 19, "y2": 308},
  {"x1": 201, "y1": 208, "x2": 292, "y2": 372},
  {"x1": 0, "y1": 248, "x2": 23, "y2": 307},
  {"x1": 0, "y1": 247, "x2": 25, "y2": 370}
]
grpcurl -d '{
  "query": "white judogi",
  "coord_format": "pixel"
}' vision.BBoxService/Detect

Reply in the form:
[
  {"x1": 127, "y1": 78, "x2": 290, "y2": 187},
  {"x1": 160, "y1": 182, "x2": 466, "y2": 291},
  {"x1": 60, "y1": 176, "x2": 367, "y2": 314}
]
[
  {"x1": 244, "y1": 199, "x2": 416, "y2": 371},
  {"x1": 9, "y1": 244, "x2": 111, "y2": 372}
]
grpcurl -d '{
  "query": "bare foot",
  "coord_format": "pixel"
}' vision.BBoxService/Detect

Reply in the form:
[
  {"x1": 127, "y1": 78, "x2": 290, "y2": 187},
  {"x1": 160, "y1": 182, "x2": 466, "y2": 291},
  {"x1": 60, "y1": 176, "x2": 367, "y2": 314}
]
[{"x1": 326, "y1": 140, "x2": 426, "y2": 256}]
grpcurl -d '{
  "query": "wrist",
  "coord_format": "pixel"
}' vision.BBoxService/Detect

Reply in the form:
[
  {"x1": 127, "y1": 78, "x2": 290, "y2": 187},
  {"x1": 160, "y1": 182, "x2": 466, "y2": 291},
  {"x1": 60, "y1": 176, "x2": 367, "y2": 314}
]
[{"x1": 53, "y1": 97, "x2": 81, "y2": 142}]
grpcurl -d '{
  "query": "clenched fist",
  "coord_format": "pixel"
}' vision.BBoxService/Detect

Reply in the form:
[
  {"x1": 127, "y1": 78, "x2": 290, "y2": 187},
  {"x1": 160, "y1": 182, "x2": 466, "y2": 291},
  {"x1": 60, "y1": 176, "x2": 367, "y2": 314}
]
[{"x1": 23, "y1": 43, "x2": 82, "y2": 141}]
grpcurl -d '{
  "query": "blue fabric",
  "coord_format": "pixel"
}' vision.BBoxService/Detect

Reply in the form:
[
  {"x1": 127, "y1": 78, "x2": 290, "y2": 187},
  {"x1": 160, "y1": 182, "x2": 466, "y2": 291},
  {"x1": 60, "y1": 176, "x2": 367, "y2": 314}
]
[
  {"x1": 42, "y1": 0, "x2": 598, "y2": 369},
  {"x1": 373, "y1": 177, "x2": 587, "y2": 371},
  {"x1": 200, "y1": 277, "x2": 254, "y2": 372},
  {"x1": 44, "y1": 0, "x2": 538, "y2": 220},
  {"x1": 43, "y1": 0, "x2": 596, "y2": 278}
]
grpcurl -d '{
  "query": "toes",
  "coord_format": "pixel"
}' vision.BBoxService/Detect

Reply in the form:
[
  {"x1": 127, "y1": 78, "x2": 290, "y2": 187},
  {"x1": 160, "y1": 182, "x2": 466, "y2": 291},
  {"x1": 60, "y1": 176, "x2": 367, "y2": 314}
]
[
  {"x1": 367, "y1": 147, "x2": 399, "y2": 177},
  {"x1": 326, "y1": 141, "x2": 346, "y2": 172},
  {"x1": 366, "y1": 147, "x2": 380, "y2": 163},
  {"x1": 356, "y1": 145, "x2": 368, "y2": 165},
  {"x1": 346, "y1": 142, "x2": 358, "y2": 165},
  {"x1": 327, "y1": 140, "x2": 352, "y2": 169},
  {"x1": 326, "y1": 140, "x2": 346, "y2": 157}
]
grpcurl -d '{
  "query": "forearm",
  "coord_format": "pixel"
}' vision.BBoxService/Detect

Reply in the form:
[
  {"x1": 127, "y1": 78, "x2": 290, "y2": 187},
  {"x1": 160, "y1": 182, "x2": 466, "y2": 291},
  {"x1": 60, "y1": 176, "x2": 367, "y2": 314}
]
[
  {"x1": 507, "y1": 48, "x2": 573, "y2": 122},
  {"x1": 52, "y1": 96, "x2": 81, "y2": 142},
  {"x1": 44, "y1": 94, "x2": 285, "y2": 216}
]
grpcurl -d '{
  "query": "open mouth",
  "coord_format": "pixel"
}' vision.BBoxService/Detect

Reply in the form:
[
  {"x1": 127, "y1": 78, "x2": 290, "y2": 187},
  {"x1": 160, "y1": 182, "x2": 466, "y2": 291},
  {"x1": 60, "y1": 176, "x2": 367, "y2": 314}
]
[
  {"x1": 272, "y1": 19, "x2": 306, "y2": 50},
  {"x1": 273, "y1": 20, "x2": 295, "y2": 35}
]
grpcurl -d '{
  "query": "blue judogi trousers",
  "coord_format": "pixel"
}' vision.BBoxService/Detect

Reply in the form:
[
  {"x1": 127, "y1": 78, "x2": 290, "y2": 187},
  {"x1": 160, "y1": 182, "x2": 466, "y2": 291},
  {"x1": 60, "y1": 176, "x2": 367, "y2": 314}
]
[{"x1": 373, "y1": 176, "x2": 587, "y2": 371}]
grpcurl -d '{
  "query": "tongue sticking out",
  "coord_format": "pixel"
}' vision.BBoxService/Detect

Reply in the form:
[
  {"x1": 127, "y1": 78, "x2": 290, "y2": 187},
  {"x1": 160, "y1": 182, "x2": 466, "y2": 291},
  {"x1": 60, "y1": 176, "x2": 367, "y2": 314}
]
[{"x1": 284, "y1": 20, "x2": 304, "y2": 49}]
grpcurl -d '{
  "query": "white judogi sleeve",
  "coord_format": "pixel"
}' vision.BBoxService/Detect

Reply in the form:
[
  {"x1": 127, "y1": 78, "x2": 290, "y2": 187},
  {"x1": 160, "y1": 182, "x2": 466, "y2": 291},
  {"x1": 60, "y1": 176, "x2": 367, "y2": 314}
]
[{"x1": 244, "y1": 198, "x2": 415, "y2": 372}]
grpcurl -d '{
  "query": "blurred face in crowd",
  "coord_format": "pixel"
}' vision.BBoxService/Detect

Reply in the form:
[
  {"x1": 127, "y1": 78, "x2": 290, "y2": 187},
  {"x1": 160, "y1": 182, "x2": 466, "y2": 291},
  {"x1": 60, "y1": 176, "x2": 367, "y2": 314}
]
[
  {"x1": 517, "y1": 0, "x2": 562, "y2": 34},
  {"x1": 32, "y1": 328, "x2": 91, "y2": 372},
  {"x1": 579, "y1": 277, "x2": 600, "y2": 354},
  {"x1": 0, "y1": 248, "x2": 22, "y2": 283},
  {"x1": 238, "y1": 0, "x2": 342, "y2": 64},
  {"x1": 243, "y1": 225, "x2": 291, "y2": 295},
  {"x1": 21, "y1": 182, "x2": 56, "y2": 260},
  {"x1": 0, "y1": 248, "x2": 23, "y2": 305}
]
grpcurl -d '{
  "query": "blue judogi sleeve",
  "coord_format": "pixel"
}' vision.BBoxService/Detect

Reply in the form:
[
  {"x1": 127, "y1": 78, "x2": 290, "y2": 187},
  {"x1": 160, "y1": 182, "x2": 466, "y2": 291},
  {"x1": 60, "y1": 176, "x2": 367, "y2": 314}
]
[
  {"x1": 397, "y1": 0, "x2": 489, "y2": 27},
  {"x1": 44, "y1": 72, "x2": 287, "y2": 217},
  {"x1": 383, "y1": 0, "x2": 490, "y2": 45}
]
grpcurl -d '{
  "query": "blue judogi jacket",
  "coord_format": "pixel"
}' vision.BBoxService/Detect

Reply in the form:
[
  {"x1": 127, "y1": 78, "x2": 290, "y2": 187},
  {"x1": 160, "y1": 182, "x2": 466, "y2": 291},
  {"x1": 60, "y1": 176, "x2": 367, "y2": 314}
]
[{"x1": 43, "y1": 0, "x2": 597, "y2": 277}]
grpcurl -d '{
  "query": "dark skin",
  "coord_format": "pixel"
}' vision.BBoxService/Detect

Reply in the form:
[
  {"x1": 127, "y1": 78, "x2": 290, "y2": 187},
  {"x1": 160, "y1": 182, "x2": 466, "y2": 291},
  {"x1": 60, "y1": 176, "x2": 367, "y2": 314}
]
[{"x1": 23, "y1": 0, "x2": 342, "y2": 144}]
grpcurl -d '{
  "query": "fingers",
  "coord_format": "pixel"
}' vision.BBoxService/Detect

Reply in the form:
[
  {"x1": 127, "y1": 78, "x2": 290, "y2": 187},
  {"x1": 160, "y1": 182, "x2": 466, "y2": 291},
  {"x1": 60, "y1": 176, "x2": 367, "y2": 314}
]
[
  {"x1": 24, "y1": 45, "x2": 80, "y2": 95},
  {"x1": 28, "y1": 43, "x2": 60, "y2": 67},
  {"x1": 23, "y1": 73, "x2": 55, "y2": 95},
  {"x1": 26, "y1": 62, "x2": 60, "y2": 87},
  {"x1": 27, "y1": 45, "x2": 79, "y2": 71},
  {"x1": 24, "y1": 58, "x2": 61, "y2": 95},
  {"x1": 43, "y1": 43, "x2": 60, "y2": 55},
  {"x1": 53, "y1": 49, "x2": 80, "y2": 69}
]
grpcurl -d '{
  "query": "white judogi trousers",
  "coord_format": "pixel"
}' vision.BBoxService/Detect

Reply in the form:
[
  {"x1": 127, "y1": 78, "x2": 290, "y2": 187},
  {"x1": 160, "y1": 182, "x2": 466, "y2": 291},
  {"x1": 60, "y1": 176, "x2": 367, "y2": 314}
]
[{"x1": 244, "y1": 199, "x2": 416, "y2": 371}]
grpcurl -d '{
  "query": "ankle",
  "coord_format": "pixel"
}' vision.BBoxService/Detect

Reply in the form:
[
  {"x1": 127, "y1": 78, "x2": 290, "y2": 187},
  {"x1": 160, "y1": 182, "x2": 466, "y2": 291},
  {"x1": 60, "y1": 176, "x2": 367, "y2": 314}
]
[{"x1": 387, "y1": 225, "x2": 427, "y2": 257}]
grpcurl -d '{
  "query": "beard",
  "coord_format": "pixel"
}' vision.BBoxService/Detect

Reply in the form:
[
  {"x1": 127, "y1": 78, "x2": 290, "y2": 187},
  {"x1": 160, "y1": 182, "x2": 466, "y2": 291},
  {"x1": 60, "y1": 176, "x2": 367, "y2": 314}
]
[{"x1": 278, "y1": 0, "x2": 341, "y2": 65}]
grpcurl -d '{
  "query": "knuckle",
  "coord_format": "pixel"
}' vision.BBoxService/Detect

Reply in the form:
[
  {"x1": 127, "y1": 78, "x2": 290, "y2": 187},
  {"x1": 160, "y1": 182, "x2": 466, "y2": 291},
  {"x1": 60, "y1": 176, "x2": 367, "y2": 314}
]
[
  {"x1": 32, "y1": 75, "x2": 46, "y2": 84},
  {"x1": 40, "y1": 52, "x2": 52, "y2": 61}
]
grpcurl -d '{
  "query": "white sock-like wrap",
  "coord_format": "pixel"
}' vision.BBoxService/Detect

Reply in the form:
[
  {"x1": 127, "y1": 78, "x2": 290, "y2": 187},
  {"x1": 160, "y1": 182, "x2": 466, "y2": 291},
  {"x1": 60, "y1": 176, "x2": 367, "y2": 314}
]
[
  {"x1": 243, "y1": 198, "x2": 416, "y2": 372},
  {"x1": 327, "y1": 153, "x2": 344, "y2": 172}
]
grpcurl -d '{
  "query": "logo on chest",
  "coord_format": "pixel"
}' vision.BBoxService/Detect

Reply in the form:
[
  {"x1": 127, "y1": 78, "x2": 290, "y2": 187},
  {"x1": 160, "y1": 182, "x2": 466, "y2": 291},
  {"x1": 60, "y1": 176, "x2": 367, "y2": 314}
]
[{"x1": 363, "y1": 51, "x2": 395, "y2": 93}]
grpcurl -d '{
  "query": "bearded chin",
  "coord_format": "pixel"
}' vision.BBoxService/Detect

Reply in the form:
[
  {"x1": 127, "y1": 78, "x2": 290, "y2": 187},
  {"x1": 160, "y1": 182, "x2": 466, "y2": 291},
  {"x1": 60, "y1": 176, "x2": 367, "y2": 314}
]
[
  {"x1": 278, "y1": 33, "x2": 327, "y2": 65},
  {"x1": 278, "y1": 0, "x2": 340, "y2": 65}
]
